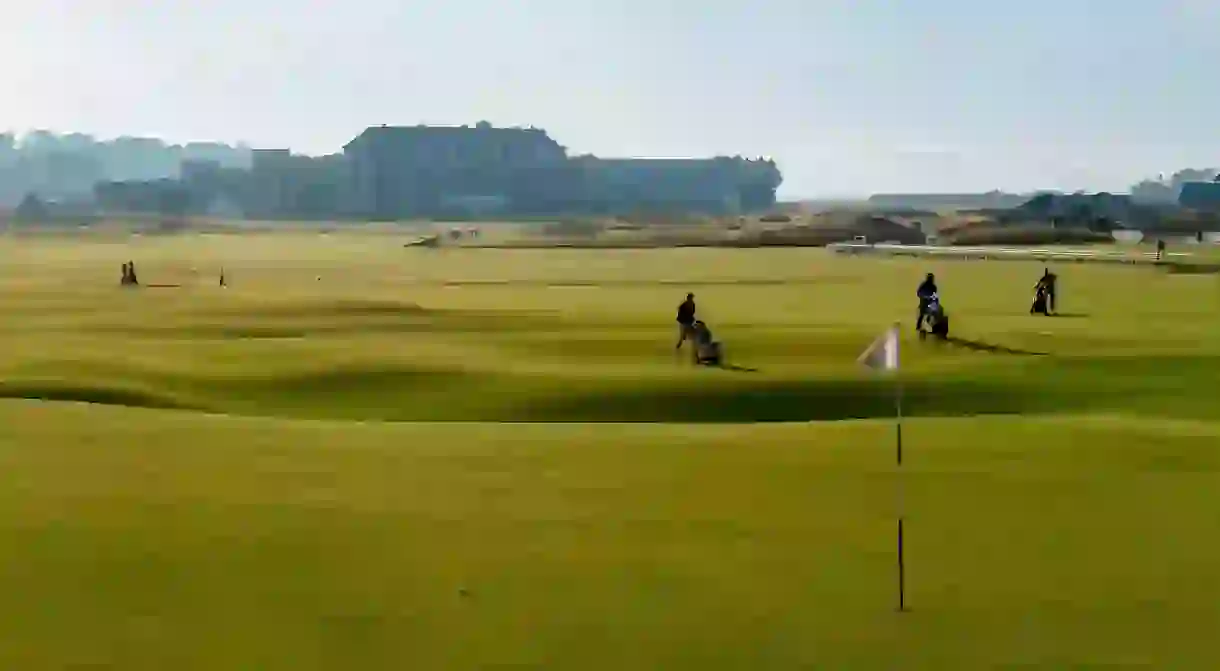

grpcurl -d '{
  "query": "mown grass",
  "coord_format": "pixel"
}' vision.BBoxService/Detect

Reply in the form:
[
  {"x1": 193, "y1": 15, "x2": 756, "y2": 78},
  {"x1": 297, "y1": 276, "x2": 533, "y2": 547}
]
[{"x1": 1, "y1": 232, "x2": 1219, "y2": 669}]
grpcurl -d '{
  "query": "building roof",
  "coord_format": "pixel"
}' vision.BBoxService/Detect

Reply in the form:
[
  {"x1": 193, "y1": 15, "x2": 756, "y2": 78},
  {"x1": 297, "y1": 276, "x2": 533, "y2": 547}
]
[{"x1": 342, "y1": 124, "x2": 555, "y2": 151}]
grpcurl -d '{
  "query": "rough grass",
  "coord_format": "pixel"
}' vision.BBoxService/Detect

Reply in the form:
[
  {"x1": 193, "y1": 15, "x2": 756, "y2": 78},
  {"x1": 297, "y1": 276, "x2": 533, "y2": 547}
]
[{"x1": 1, "y1": 233, "x2": 1219, "y2": 669}]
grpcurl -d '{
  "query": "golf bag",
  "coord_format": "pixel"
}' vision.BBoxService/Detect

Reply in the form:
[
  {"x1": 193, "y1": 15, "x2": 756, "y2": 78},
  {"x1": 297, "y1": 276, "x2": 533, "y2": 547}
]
[
  {"x1": 1030, "y1": 285, "x2": 1050, "y2": 315},
  {"x1": 692, "y1": 321, "x2": 723, "y2": 365},
  {"x1": 922, "y1": 295, "x2": 950, "y2": 340}
]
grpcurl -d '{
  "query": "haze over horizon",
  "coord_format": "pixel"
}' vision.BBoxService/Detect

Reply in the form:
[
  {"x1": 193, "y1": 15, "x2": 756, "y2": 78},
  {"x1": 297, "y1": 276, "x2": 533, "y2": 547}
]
[{"x1": 7, "y1": 0, "x2": 1218, "y2": 199}]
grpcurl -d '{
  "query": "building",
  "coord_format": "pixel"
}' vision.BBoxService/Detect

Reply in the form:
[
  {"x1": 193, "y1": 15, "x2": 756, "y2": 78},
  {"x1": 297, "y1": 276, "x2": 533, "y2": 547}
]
[
  {"x1": 342, "y1": 122, "x2": 568, "y2": 219},
  {"x1": 237, "y1": 150, "x2": 347, "y2": 219},
  {"x1": 342, "y1": 123, "x2": 781, "y2": 218},
  {"x1": 565, "y1": 156, "x2": 780, "y2": 215}
]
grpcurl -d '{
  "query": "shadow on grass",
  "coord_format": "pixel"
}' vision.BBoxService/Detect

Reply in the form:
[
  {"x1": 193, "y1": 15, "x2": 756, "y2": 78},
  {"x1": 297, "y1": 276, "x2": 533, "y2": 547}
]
[
  {"x1": 210, "y1": 299, "x2": 432, "y2": 319},
  {"x1": 0, "y1": 380, "x2": 198, "y2": 411},
  {"x1": 1026, "y1": 312, "x2": 1089, "y2": 319},
  {"x1": 215, "y1": 327, "x2": 310, "y2": 340},
  {"x1": 7, "y1": 354, "x2": 1218, "y2": 424},
  {"x1": 97, "y1": 304, "x2": 563, "y2": 340},
  {"x1": 716, "y1": 364, "x2": 761, "y2": 373},
  {"x1": 2, "y1": 369, "x2": 1038, "y2": 423},
  {"x1": 517, "y1": 377, "x2": 1067, "y2": 423},
  {"x1": 1163, "y1": 262, "x2": 1220, "y2": 275},
  {"x1": 942, "y1": 337, "x2": 1049, "y2": 356}
]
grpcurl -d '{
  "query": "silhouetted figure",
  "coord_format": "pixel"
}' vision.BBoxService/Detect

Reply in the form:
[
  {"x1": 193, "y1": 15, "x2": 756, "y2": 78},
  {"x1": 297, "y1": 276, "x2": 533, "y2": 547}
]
[
  {"x1": 120, "y1": 262, "x2": 139, "y2": 286},
  {"x1": 916, "y1": 273, "x2": 938, "y2": 332},
  {"x1": 1035, "y1": 267, "x2": 1057, "y2": 314},
  {"x1": 219, "y1": 268, "x2": 226, "y2": 287},
  {"x1": 1156, "y1": 239, "x2": 1166, "y2": 261},
  {"x1": 675, "y1": 293, "x2": 697, "y2": 350}
]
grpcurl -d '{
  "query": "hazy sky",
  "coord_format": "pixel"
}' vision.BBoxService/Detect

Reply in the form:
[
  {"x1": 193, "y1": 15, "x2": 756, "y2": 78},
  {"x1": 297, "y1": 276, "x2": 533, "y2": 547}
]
[{"x1": 7, "y1": 0, "x2": 1219, "y2": 197}]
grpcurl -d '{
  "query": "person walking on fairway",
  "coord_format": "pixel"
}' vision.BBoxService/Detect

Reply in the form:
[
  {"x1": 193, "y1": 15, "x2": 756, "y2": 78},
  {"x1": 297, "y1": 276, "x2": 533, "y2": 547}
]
[
  {"x1": 1037, "y1": 267, "x2": 1057, "y2": 314},
  {"x1": 916, "y1": 272, "x2": 938, "y2": 332},
  {"x1": 675, "y1": 292, "x2": 698, "y2": 350}
]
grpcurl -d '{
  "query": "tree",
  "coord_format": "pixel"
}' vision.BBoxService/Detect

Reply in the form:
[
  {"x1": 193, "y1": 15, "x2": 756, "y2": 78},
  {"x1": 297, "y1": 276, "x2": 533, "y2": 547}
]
[
  {"x1": 1130, "y1": 179, "x2": 1175, "y2": 203},
  {"x1": 1089, "y1": 217, "x2": 1115, "y2": 233},
  {"x1": 1129, "y1": 168, "x2": 1220, "y2": 203},
  {"x1": 14, "y1": 192, "x2": 48, "y2": 222}
]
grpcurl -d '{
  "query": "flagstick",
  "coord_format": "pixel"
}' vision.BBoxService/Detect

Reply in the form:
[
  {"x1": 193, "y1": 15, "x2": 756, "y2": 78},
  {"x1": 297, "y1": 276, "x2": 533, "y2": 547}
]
[
  {"x1": 895, "y1": 366, "x2": 906, "y2": 613},
  {"x1": 858, "y1": 322, "x2": 908, "y2": 613}
]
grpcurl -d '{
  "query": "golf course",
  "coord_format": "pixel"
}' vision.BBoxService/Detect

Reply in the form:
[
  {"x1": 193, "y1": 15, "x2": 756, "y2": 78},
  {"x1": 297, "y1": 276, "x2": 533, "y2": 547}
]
[{"x1": 2, "y1": 231, "x2": 1218, "y2": 669}]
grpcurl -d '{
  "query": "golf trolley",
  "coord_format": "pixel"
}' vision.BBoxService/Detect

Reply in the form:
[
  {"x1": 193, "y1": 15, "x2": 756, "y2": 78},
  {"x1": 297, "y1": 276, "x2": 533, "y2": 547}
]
[
  {"x1": 1030, "y1": 284, "x2": 1050, "y2": 315},
  {"x1": 919, "y1": 294, "x2": 950, "y2": 340},
  {"x1": 691, "y1": 320, "x2": 724, "y2": 366}
]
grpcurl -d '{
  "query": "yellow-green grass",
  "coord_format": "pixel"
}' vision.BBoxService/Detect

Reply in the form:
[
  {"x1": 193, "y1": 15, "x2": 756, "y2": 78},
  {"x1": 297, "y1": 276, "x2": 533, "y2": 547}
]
[{"x1": 1, "y1": 233, "x2": 1219, "y2": 669}]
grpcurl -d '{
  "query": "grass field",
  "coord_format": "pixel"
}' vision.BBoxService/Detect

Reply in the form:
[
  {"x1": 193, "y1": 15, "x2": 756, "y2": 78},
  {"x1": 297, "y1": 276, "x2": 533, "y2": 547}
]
[{"x1": 2, "y1": 232, "x2": 1219, "y2": 669}]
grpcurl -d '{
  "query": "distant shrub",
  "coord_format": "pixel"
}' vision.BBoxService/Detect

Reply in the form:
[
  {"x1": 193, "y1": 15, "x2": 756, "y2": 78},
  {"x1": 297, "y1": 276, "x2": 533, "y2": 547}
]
[
  {"x1": 754, "y1": 227, "x2": 850, "y2": 246},
  {"x1": 1141, "y1": 213, "x2": 1220, "y2": 234},
  {"x1": 947, "y1": 225, "x2": 1112, "y2": 246},
  {"x1": 155, "y1": 217, "x2": 190, "y2": 234},
  {"x1": 541, "y1": 219, "x2": 602, "y2": 238},
  {"x1": 614, "y1": 212, "x2": 721, "y2": 227}
]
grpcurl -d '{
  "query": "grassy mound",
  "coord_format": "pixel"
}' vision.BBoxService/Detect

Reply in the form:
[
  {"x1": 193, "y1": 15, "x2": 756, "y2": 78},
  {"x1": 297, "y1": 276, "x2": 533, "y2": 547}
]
[{"x1": 2, "y1": 234, "x2": 1219, "y2": 669}]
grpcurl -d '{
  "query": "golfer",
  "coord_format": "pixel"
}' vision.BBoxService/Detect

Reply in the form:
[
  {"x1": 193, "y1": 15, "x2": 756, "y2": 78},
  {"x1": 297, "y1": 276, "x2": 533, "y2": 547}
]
[
  {"x1": 1037, "y1": 268, "x2": 1057, "y2": 313},
  {"x1": 675, "y1": 292, "x2": 698, "y2": 350},
  {"x1": 916, "y1": 273, "x2": 938, "y2": 332}
]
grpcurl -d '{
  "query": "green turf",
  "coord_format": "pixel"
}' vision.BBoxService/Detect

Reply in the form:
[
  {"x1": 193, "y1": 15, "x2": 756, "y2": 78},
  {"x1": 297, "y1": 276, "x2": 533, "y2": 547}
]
[{"x1": 1, "y1": 233, "x2": 1219, "y2": 669}]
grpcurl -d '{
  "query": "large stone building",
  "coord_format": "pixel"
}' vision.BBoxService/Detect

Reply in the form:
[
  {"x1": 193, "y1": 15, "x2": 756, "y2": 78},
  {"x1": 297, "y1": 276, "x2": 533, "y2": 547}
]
[
  {"x1": 342, "y1": 122, "x2": 569, "y2": 218},
  {"x1": 341, "y1": 122, "x2": 781, "y2": 218}
]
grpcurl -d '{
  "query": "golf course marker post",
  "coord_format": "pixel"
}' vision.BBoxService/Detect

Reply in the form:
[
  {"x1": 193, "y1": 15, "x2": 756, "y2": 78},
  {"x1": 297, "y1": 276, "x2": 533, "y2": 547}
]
[{"x1": 858, "y1": 321, "x2": 905, "y2": 612}]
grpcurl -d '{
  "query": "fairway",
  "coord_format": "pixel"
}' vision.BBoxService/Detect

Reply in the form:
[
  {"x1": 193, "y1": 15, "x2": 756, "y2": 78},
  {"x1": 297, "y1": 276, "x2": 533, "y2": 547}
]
[{"x1": 2, "y1": 233, "x2": 1219, "y2": 669}]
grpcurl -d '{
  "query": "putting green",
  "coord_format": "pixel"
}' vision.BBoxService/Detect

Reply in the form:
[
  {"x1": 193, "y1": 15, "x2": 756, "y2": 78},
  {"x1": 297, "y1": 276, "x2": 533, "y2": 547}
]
[{"x1": 1, "y1": 233, "x2": 1218, "y2": 669}]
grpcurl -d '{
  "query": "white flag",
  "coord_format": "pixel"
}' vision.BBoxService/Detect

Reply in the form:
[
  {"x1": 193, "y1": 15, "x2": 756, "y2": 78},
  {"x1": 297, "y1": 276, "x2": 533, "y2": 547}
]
[{"x1": 858, "y1": 324, "x2": 900, "y2": 372}]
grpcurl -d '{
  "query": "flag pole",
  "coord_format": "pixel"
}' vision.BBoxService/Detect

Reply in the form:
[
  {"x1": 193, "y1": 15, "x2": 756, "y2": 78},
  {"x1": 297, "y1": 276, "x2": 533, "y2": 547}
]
[
  {"x1": 895, "y1": 344, "x2": 906, "y2": 613},
  {"x1": 858, "y1": 321, "x2": 907, "y2": 612}
]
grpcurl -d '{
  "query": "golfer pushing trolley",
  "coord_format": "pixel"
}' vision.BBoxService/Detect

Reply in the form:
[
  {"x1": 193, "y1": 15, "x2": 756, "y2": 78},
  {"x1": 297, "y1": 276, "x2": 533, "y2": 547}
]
[
  {"x1": 916, "y1": 273, "x2": 950, "y2": 340},
  {"x1": 674, "y1": 292, "x2": 725, "y2": 366}
]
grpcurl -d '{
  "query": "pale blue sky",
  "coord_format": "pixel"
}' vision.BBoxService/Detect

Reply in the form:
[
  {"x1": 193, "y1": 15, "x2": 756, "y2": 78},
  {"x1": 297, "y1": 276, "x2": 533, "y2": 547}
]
[{"x1": 6, "y1": 0, "x2": 1218, "y2": 197}]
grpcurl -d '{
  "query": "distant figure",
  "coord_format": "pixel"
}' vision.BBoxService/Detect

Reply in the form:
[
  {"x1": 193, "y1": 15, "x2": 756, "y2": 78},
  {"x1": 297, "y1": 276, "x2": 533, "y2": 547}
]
[
  {"x1": 219, "y1": 267, "x2": 226, "y2": 287},
  {"x1": 916, "y1": 273, "x2": 938, "y2": 332},
  {"x1": 675, "y1": 292, "x2": 698, "y2": 350},
  {"x1": 120, "y1": 261, "x2": 139, "y2": 287},
  {"x1": 1036, "y1": 267, "x2": 1057, "y2": 314},
  {"x1": 1156, "y1": 239, "x2": 1166, "y2": 261}
]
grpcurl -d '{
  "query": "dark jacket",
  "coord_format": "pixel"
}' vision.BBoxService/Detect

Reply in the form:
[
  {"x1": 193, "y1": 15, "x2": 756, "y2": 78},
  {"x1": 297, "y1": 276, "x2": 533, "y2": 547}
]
[
  {"x1": 676, "y1": 300, "x2": 696, "y2": 325},
  {"x1": 917, "y1": 280, "x2": 938, "y2": 300}
]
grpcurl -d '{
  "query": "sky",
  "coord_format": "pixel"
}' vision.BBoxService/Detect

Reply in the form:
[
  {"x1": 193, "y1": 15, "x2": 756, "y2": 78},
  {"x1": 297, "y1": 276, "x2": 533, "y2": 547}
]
[{"x1": 5, "y1": 0, "x2": 1219, "y2": 197}]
